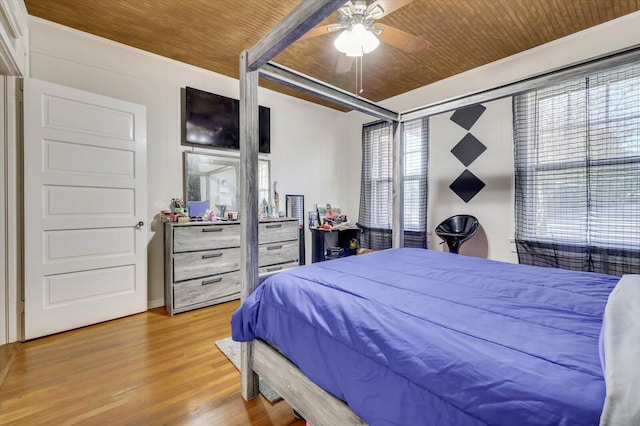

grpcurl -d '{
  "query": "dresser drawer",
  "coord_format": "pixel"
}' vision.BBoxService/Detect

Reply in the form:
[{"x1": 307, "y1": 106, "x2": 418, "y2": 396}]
[
  {"x1": 259, "y1": 220, "x2": 298, "y2": 244},
  {"x1": 259, "y1": 240, "x2": 299, "y2": 267},
  {"x1": 173, "y1": 247, "x2": 241, "y2": 282},
  {"x1": 173, "y1": 224, "x2": 240, "y2": 253},
  {"x1": 259, "y1": 260, "x2": 300, "y2": 275},
  {"x1": 173, "y1": 271, "x2": 240, "y2": 309}
]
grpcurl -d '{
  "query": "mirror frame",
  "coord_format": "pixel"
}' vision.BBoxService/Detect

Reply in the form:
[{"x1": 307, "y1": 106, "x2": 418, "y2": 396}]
[{"x1": 183, "y1": 151, "x2": 271, "y2": 216}]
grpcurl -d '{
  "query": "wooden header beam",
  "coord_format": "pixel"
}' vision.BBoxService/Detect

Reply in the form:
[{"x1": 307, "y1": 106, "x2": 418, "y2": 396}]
[{"x1": 247, "y1": 0, "x2": 346, "y2": 71}]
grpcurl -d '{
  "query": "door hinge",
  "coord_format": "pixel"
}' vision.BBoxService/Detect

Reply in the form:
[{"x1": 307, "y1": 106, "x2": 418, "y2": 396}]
[{"x1": 18, "y1": 300, "x2": 24, "y2": 313}]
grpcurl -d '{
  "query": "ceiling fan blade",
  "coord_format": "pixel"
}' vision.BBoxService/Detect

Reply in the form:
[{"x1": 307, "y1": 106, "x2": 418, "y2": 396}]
[
  {"x1": 299, "y1": 24, "x2": 340, "y2": 40},
  {"x1": 366, "y1": 0, "x2": 415, "y2": 18},
  {"x1": 335, "y1": 54, "x2": 354, "y2": 74},
  {"x1": 376, "y1": 24, "x2": 429, "y2": 53}
]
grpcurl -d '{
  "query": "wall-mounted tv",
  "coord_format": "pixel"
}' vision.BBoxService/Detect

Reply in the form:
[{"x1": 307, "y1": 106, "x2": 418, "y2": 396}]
[{"x1": 183, "y1": 86, "x2": 270, "y2": 153}]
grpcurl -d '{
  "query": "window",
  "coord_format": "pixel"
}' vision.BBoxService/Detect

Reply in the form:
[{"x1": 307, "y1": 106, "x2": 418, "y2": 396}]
[
  {"x1": 403, "y1": 118, "x2": 429, "y2": 247},
  {"x1": 359, "y1": 119, "x2": 428, "y2": 249},
  {"x1": 359, "y1": 121, "x2": 393, "y2": 249},
  {"x1": 513, "y1": 63, "x2": 640, "y2": 276}
]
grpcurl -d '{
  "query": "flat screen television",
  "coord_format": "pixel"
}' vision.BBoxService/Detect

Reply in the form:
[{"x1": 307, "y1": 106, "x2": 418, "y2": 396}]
[{"x1": 183, "y1": 86, "x2": 270, "y2": 153}]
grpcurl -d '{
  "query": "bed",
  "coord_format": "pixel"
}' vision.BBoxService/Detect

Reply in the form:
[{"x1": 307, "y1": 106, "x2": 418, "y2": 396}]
[
  {"x1": 233, "y1": 248, "x2": 628, "y2": 425},
  {"x1": 234, "y1": 2, "x2": 640, "y2": 425}
]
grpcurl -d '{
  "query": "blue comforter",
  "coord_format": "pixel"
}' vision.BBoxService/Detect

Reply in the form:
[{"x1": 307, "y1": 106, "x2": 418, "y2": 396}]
[{"x1": 231, "y1": 248, "x2": 619, "y2": 425}]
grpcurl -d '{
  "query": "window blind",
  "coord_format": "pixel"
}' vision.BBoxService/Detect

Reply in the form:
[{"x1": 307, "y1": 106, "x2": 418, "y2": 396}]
[
  {"x1": 359, "y1": 119, "x2": 429, "y2": 249},
  {"x1": 359, "y1": 121, "x2": 393, "y2": 249},
  {"x1": 514, "y1": 62, "x2": 640, "y2": 276},
  {"x1": 402, "y1": 117, "x2": 429, "y2": 248}
]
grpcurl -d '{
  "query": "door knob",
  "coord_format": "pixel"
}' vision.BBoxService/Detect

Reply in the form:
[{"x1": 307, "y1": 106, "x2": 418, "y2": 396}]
[{"x1": 135, "y1": 221, "x2": 144, "y2": 229}]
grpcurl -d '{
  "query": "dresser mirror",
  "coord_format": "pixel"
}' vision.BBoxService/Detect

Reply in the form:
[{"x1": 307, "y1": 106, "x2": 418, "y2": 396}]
[{"x1": 184, "y1": 151, "x2": 270, "y2": 217}]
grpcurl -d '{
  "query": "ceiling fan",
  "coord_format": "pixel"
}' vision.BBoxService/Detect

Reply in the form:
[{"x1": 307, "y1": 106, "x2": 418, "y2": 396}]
[{"x1": 300, "y1": 0, "x2": 429, "y2": 74}]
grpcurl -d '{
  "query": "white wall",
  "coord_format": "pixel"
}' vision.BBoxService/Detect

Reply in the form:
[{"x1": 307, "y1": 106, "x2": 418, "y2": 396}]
[
  {"x1": 428, "y1": 98, "x2": 514, "y2": 261},
  {"x1": 344, "y1": 11, "x2": 640, "y2": 263},
  {"x1": 28, "y1": 17, "x2": 349, "y2": 307}
]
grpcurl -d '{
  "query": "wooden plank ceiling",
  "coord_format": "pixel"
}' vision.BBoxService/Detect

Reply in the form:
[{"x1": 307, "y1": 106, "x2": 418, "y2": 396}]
[{"x1": 25, "y1": 0, "x2": 640, "y2": 111}]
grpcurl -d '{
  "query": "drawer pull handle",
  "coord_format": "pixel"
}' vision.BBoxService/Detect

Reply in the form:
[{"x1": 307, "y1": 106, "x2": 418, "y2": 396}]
[
  {"x1": 202, "y1": 227, "x2": 223, "y2": 232},
  {"x1": 266, "y1": 224, "x2": 282, "y2": 229},
  {"x1": 202, "y1": 277, "x2": 222, "y2": 286},
  {"x1": 267, "y1": 266, "x2": 282, "y2": 272},
  {"x1": 202, "y1": 253, "x2": 223, "y2": 259},
  {"x1": 267, "y1": 245, "x2": 282, "y2": 251}
]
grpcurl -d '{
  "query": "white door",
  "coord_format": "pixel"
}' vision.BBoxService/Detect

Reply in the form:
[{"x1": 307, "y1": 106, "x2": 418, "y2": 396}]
[{"x1": 24, "y1": 78, "x2": 147, "y2": 340}]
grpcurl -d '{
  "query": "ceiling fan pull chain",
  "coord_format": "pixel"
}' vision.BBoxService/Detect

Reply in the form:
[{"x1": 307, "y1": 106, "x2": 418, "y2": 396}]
[
  {"x1": 360, "y1": 55, "x2": 364, "y2": 94},
  {"x1": 354, "y1": 55, "x2": 364, "y2": 96},
  {"x1": 354, "y1": 55, "x2": 359, "y2": 96}
]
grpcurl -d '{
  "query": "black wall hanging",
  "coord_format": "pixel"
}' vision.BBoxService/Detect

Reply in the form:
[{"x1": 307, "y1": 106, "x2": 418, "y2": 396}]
[{"x1": 449, "y1": 104, "x2": 487, "y2": 202}]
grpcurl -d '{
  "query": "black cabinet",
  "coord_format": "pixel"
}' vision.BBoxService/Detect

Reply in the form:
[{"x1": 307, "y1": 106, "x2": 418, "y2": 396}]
[{"x1": 311, "y1": 227, "x2": 361, "y2": 263}]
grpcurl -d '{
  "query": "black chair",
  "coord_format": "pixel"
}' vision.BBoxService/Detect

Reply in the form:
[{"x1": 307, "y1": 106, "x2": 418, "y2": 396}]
[{"x1": 435, "y1": 215, "x2": 479, "y2": 254}]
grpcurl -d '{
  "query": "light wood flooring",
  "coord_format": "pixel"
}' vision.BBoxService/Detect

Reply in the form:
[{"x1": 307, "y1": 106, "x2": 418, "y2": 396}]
[{"x1": 0, "y1": 301, "x2": 305, "y2": 425}]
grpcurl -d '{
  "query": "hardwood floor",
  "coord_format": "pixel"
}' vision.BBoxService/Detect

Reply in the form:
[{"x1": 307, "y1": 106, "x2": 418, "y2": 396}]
[
  {"x1": 0, "y1": 342, "x2": 20, "y2": 386},
  {"x1": 0, "y1": 301, "x2": 305, "y2": 425}
]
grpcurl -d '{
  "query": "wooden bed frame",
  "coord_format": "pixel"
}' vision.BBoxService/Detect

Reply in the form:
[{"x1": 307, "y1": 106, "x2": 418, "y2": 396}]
[{"x1": 237, "y1": 2, "x2": 640, "y2": 424}]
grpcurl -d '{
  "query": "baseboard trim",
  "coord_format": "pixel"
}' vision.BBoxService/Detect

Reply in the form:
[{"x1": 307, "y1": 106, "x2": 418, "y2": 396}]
[
  {"x1": 147, "y1": 298, "x2": 164, "y2": 310},
  {"x1": 0, "y1": 341, "x2": 20, "y2": 386}
]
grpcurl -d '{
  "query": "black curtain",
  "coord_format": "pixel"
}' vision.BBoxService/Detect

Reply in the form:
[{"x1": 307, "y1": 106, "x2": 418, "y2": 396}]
[{"x1": 513, "y1": 63, "x2": 640, "y2": 276}]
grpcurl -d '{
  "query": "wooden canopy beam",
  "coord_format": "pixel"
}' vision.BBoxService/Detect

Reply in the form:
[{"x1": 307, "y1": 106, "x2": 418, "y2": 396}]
[
  {"x1": 247, "y1": 0, "x2": 347, "y2": 71},
  {"x1": 260, "y1": 62, "x2": 399, "y2": 122},
  {"x1": 400, "y1": 45, "x2": 640, "y2": 122}
]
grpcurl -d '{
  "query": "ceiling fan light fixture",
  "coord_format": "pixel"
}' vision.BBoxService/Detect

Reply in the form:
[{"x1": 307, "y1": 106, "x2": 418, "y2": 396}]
[
  {"x1": 345, "y1": 45, "x2": 364, "y2": 57},
  {"x1": 351, "y1": 22, "x2": 367, "y2": 39},
  {"x1": 334, "y1": 29, "x2": 363, "y2": 57},
  {"x1": 361, "y1": 28, "x2": 380, "y2": 53},
  {"x1": 334, "y1": 23, "x2": 379, "y2": 57},
  {"x1": 333, "y1": 29, "x2": 354, "y2": 53}
]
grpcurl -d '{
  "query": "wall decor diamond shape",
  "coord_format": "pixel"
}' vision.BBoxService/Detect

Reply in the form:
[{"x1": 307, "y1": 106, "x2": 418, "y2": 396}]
[
  {"x1": 449, "y1": 169, "x2": 486, "y2": 203},
  {"x1": 451, "y1": 133, "x2": 487, "y2": 167},
  {"x1": 450, "y1": 104, "x2": 487, "y2": 130}
]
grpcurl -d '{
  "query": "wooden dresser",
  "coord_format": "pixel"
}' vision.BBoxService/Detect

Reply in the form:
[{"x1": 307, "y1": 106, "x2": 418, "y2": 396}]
[{"x1": 164, "y1": 218, "x2": 299, "y2": 315}]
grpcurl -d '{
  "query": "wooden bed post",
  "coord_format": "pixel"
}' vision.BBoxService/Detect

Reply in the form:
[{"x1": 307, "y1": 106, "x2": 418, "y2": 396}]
[
  {"x1": 236, "y1": 0, "x2": 398, "y2": 418},
  {"x1": 392, "y1": 121, "x2": 404, "y2": 248},
  {"x1": 239, "y1": 49, "x2": 260, "y2": 400}
]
